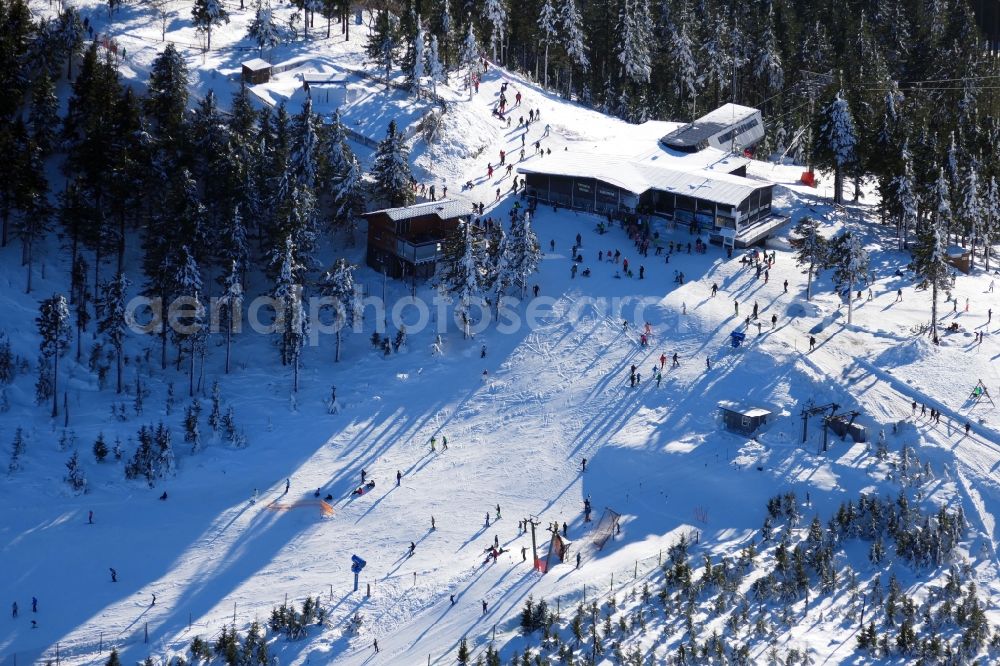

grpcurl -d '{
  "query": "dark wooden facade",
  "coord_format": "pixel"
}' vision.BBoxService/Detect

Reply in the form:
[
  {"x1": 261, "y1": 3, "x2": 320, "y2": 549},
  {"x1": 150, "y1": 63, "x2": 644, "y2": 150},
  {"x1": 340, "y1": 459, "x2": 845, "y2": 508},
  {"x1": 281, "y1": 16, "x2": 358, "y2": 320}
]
[{"x1": 363, "y1": 201, "x2": 475, "y2": 279}]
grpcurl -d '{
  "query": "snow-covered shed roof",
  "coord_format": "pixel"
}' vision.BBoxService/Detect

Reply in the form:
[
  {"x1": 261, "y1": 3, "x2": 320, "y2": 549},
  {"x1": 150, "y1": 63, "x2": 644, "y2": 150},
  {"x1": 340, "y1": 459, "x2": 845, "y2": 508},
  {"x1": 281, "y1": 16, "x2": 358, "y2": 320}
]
[
  {"x1": 242, "y1": 58, "x2": 272, "y2": 72},
  {"x1": 363, "y1": 199, "x2": 477, "y2": 222},
  {"x1": 660, "y1": 103, "x2": 761, "y2": 151},
  {"x1": 517, "y1": 152, "x2": 769, "y2": 207},
  {"x1": 717, "y1": 401, "x2": 772, "y2": 418}
]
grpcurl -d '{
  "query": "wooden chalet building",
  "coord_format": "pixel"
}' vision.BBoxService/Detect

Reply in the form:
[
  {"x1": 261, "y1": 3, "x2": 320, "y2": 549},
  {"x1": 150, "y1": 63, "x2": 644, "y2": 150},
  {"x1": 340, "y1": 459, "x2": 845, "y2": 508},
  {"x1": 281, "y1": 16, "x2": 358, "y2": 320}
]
[{"x1": 362, "y1": 199, "x2": 477, "y2": 279}]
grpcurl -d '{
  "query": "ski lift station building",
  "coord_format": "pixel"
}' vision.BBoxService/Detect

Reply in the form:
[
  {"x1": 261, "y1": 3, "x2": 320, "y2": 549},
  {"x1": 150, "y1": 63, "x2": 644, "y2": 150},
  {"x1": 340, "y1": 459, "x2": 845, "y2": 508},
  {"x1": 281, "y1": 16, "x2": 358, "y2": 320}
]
[
  {"x1": 718, "y1": 401, "x2": 773, "y2": 435},
  {"x1": 518, "y1": 105, "x2": 785, "y2": 248},
  {"x1": 659, "y1": 103, "x2": 765, "y2": 153}
]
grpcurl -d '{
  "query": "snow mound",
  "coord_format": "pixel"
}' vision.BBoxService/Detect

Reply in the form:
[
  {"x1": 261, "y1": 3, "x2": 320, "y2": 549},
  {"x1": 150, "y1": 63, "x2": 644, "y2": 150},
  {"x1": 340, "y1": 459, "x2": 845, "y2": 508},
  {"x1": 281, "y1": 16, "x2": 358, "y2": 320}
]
[{"x1": 873, "y1": 336, "x2": 934, "y2": 368}]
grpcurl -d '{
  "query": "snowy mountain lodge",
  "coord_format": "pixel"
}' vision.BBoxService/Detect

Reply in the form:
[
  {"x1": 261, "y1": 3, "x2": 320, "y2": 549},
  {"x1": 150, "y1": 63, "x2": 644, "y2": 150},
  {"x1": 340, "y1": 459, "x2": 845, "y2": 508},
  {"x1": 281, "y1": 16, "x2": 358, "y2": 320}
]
[
  {"x1": 518, "y1": 105, "x2": 785, "y2": 248},
  {"x1": 363, "y1": 199, "x2": 478, "y2": 279}
]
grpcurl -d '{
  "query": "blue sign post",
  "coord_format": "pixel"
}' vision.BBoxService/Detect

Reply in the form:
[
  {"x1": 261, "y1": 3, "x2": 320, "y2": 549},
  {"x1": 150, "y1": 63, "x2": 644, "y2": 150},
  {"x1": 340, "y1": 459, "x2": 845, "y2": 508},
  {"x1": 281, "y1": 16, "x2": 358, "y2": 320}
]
[{"x1": 351, "y1": 555, "x2": 367, "y2": 592}]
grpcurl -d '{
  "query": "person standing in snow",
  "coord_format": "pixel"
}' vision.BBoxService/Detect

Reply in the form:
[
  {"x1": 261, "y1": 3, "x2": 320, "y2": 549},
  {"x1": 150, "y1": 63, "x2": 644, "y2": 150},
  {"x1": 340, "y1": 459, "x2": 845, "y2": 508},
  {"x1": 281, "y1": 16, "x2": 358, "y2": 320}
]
[
  {"x1": 442, "y1": 436, "x2": 448, "y2": 451},
  {"x1": 409, "y1": 542, "x2": 416, "y2": 557},
  {"x1": 482, "y1": 600, "x2": 488, "y2": 615},
  {"x1": 88, "y1": 510, "x2": 93, "y2": 524},
  {"x1": 431, "y1": 516, "x2": 436, "y2": 530},
  {"x1": 809, "y1": 336, "x2": 816, "y2": 351},
  {"x1": 284, "y1": 478, "x2": 290, "y2": 494},
  {"x1": 151, "y1": 593, "x2": 156, "y2": 606},
  {"x1": 485, "y1": 512, "x2": 490, "y2": 527},
  {"x1": 581, "y1": 457, "x2": 587, "y2": 472},
  {"x1": 576, "y1": 552, "x2": 581, "y2": 569},
  {"x1": 396, "y1": 470, "x2": 402, "y2": 486},
  {"x1": 373, "y1": 639, "x2": 379, "y2": 653},
  {"x1": 521, "y1": 546, "x2": 527, "y2": 561},
  {"x1": 734, "y1": 300, "x2": 739, "y2": 316},
  {"x1": 495, "y1": 504, "x2": 502, "y2": 520},
  {"x1": 430, "y1": 436, "x2": 436, "y2": 452},
  {"x1": 361, "y1": 469, "x2": 367, "y2": 484},
  {"x1": 706, "y1": 357, "x2": 712, "y2": 370}
]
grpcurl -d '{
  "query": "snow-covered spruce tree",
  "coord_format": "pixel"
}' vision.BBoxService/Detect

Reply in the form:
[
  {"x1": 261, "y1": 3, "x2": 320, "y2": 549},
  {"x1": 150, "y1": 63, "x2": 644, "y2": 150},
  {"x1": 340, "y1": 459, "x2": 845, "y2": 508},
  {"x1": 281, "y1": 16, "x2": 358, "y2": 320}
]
[
  {"x1": 318, "y1": 258, "x2": 355, "y2": 363},
  {"x1": 272, "y1": 236, "x2": 308, "y2": 391},
  {"x1": 789, "y1": 217, "x2": 826, "y2": 301},
  {"x1": 366, "y1": 10, "x2": 401, "y2": 83},
  {"x1": 93, "y1": 432, "x2": 108, "y2": 462},
  {"x1": 274, "y1": 184, "x2": 318, "y2": 270},
  {"x1": 247, "y1": 0, "x2": 281, "y2": 59},
  {"x1": 700, "y1": 14, "x2": 731, "y2": 109},
  {"x1": 154, "y1": 422, "x2": 175, "y2": 477},
  {"x1": 428, "y1": 35, "x2": 444, "y2": 96},
  {"x1": 65, "y1": 450, "x2": 87, "y2": 493},
  {"x1": 218, "y1": 259, "x2": 243, "y2": 374},
  {"x1": 29, "y1": 71, "x2": 59, "y2": 157},
  {"x1": 0, "y1": 333, "x2": 15, "y2": 385},
  {"x1": 410, "y1": 19, "x2": 426, "y2": 91},
  {"x1": 487, "y1": 224, "x2": 510, "y2": 312},
  {"x1": 173, "y1": 246, "x2": 204, "y2": 397},
  {"x1": 208, "y1": 380, "x2": 221, "y2": 432},
  {"x1": 559, "y1": 0, "x2": 589, "y2": 93},
  {"x1": 37, "y1": 294, "x2": 71, "y2": 418},
  {"x1": 145, "y1": 41, "x2": 189, "y2": 138},
  {"x1": 371, "y1": 120, "x2": 414, "y2": 207},
  {"x1": 506, "y1": 211, "x2": 542, "y2": 297},
  {"x1": 670, "y1": 20, "x2": 699, "y2": 118},
  {"x1": 437, "y1": 0, "x2": 453, "y2": 71},
  {"x1": 331, "y1": 153, "x2": 365, "y2": 236},
  {"x1": 98, "y1": 272, "x2": 130, "y2": 394},
  {"x1": 912, "y1": 176, "x2": 953, "y2": 343},
  {"x1": 482, "y1": 0, "x2": 507, "y2": 62},
  {"x1": 958, "y1": 162, "x2": 982, "y2": 269},
  {"x1": 191, "y1": 0, "x2": 229, "y2": 52},
  {"x1": 459, "y1": 23, "x2": 480, "y2": 100},
  {"x1": 11, "y1": 117, "x2": 50, "y2": 294},
  {"x1": 984, "y1": 176, "x2": 1000, "y2": 271},
  {"x1": 8, "y1": 427, "x2": 25, "y2": 473},
  {"x1": 890, "y1": 140, "x2": 918, "y2": 249},
  {"x1": 437, "y1": 221, "x2": 486, "y2": 338},
  {"x1": 538, "y1": 0, "x2": 558, "y2": 88},
  {"x1": 826, "y1": 231, "x2": 869, "y2": 325},
  {"x1": 754, "y1": 4, "x2": 784, "y2": 96},
  {"x1": 818, "y1": 90, "x2": 857, "y2": 205},
  {"x1": 617, "y1": 0, "x2": 652, "y2": 85},
  {"x1": 288, "y1": 97, "x2": 321, "y2": 192},
  {"x1": 184, "y1": 399, "x2": 202, "y2": 453}
]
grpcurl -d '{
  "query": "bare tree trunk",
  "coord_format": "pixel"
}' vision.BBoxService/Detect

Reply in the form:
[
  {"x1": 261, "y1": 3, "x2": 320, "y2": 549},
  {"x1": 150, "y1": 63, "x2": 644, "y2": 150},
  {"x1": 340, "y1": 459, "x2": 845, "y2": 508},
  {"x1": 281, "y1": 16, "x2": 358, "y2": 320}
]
[
  {"x1": 52, "y1": 352, "x2": 59, "y2": 418},
  {"x1": 930, "y1": 281, "x2": 939, "y2": 343}
]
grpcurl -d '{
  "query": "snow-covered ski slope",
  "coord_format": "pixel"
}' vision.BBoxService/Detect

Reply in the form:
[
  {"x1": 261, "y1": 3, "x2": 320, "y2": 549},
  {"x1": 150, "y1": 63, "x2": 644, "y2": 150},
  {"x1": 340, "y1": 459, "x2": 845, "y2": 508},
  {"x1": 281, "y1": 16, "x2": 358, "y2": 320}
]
[{"x1": 4, "y1": 3, "x2": 1000, "y2": 663}]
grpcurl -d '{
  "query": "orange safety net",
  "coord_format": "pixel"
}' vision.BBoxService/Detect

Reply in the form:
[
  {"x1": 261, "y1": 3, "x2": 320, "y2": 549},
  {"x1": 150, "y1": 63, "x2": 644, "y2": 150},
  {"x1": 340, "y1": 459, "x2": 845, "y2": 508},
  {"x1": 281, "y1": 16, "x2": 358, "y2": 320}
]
[{"x1": 265, "y1": 500, "x2": 335, "y2": 516}]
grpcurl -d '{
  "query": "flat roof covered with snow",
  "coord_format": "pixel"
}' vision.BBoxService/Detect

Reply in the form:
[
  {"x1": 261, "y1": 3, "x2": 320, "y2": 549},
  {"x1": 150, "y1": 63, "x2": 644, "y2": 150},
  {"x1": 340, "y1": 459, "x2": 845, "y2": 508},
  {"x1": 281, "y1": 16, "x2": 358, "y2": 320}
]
[
  {"x1": 660, "y1": 103, "x2": 760, "y2": 149},
  {"x1": 517, "y1": 152, "x2": 769, "y2": 207},
  {"x1": 241, "y1": 58, "x2": 272, "y2": 72},
  {"x1": 363, "y1": 199, "x2": 477, "y2": 222},
  {"x1": 718, "y1": 401, "x2": 773, "y2": 418}
]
